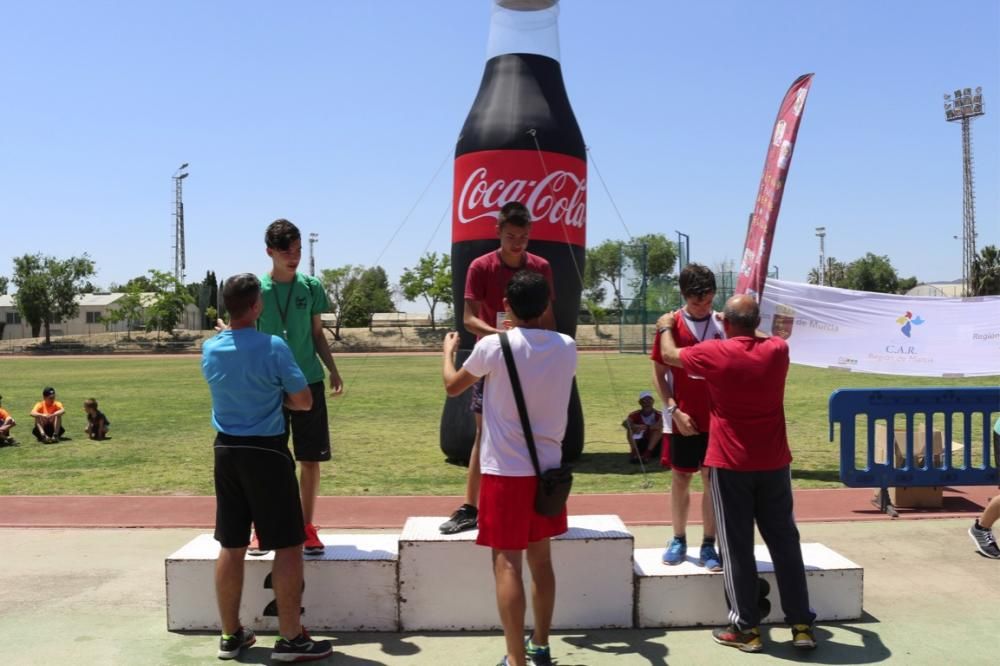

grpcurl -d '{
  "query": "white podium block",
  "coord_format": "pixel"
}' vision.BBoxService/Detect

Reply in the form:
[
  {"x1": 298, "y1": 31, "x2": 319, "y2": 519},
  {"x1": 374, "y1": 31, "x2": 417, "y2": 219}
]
[
  {"x1": 165, "y1": 533, "x2": 399, "y2": 632},
  {"x1": 398, "y1": 515, "x2": 634, "y2": 631},
  {"x1": 635, "y1": 542, "x2": 863, "y2": 628}
]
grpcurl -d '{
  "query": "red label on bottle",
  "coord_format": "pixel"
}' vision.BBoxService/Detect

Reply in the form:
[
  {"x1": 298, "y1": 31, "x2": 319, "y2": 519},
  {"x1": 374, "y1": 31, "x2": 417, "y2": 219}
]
[{"x1": 453, "y1": 150, "x2": 586, "y2": 247}]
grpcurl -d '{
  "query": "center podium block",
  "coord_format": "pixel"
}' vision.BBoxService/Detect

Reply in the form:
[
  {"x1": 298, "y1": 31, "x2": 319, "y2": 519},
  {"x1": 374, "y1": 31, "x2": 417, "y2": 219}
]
[{"x1": 398, "y1": 515, "x2": 634, "y2": 631}]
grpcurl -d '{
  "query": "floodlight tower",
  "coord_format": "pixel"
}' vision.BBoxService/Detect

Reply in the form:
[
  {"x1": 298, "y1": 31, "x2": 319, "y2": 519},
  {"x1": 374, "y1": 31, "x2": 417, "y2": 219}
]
[
  {"x1": 309, "y1": 232, "x2": 319, "y2": 276},
  {"x1": 815, "y1": 226, "x2": 826, "y2": 285},
  {"x1": 943, "y1": 87, "x2": 985, "y2": 296},
  {"x1": 173, "y1": 163, "x2": 190, "y2": 284}
]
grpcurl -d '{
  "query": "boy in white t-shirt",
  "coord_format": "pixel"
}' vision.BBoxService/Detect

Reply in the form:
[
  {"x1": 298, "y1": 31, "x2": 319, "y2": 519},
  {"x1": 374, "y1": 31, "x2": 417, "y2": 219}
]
[{"x1": 443, "y1": 270, "x2": 577, "y2": 666}]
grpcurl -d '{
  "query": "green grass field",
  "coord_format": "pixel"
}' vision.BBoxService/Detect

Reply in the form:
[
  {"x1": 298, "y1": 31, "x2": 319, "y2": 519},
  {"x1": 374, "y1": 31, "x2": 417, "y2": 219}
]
[{"x1": 0, "y1": 354, "x2": 995, "y2": 496}]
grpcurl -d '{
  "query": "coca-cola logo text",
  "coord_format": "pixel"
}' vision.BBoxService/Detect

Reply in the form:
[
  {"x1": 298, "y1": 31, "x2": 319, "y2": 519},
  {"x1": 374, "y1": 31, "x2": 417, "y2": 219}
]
[
  {"x1": 453, "y1": 150, "x2": 587, "y2": 247},
  {"x1": 458, "y1": 167, "x2": 586, "y2": 229}
]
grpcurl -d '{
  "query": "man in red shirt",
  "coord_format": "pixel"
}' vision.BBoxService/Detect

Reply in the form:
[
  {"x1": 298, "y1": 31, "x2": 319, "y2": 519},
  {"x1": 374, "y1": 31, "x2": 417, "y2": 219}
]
[
  {"x1": 656, "y1": 294, "x2": 816, "y2": 654},
  {"x1": 650, "y1": 264, "x2": 723, "y2": 570},
  {"x1": 439, "y1": 201, "x2": 556, "y2": 535}
]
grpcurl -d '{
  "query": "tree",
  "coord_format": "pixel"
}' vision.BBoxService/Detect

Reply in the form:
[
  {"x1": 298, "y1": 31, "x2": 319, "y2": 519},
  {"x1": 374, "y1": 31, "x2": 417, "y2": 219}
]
[
  {"x1": 584, "y1": 239, "x2": 626, "y2": 309},
  {"x1": 12, "y1": 253, "x2": 96, "y2": 343},
  {"x1": 0, "y1": 276, "x2": 7, "y2": 295},
  {"x1": 896, "y1": 276, "x2": 919, "y2": 294},
  {"x1": 143, "y1": 270, "x2": 195, "y2": 338},
  {"x1": 843, "y1": 253, "x2": 899, "y2": 293},
  {"x1": 971, "y1": 245, "x2": 1000, "y2": 296},
  {"x1": 109, "y1": 275, "x2": 157, "y2": 293},
  {"x1": 585, "y1": 234, "x2": 677, "y2": 311},
  {"x1": 320, "y1": 265, "x2": 363, "y2": 340},
  {"x1": 190, "y1": 271, "x2": 219, "y2": 328},
  {"x1": 399, "y1": 252, "x2": 451, "y2": 329},
  {"x1": 344, "y1": 266, "x2": 394, "y2": 329},
  {"x1": 102, "y1": 282, "x2": 145, "y2": 340},
  {"x1": 807, "y1": 257, "x2": 848, "y2": 287},
  {"x1": 624, "y1": 234, "x2": 678, "y2": 284}
]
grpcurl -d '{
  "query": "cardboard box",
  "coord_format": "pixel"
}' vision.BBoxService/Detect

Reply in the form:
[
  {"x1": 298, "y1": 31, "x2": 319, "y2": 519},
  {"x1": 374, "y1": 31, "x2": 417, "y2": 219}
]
[
  {"x1": 885, "y1": 485, "x2": 943, "y2": 508},
  {"x1": 873, "y1": 423, "x2": 943, "y2": 468},
  {"x1": 872, "y1": 424, "x2": 966, "y2": 509}
]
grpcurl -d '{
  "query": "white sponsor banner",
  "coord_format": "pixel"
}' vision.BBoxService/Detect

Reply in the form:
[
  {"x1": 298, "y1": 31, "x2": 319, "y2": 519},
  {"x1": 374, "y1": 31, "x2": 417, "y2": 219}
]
[{"x1": 759, "y1": 279, "x2": 1000, "y2": 377}]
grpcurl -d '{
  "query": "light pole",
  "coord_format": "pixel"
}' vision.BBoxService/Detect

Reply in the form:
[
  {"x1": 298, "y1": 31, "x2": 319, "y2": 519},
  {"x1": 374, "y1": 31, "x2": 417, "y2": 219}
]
[
  {"x1": 309, "y1": 233, "x2": 319, "y2": 277},
  {"x1": 675, "y1": 231, "x2": 690, "y2": 273},
  {"x1": 172, "y1": 163, "x2": 189, "y2": 284},
  {"x1": 772, "y1": 265, "x2": 779, "y2": 279},
  {"x1": 815, "y1": 227, "x2": 826, "y2": 286},
  {"x1": 944, "y1": 86, "x2": 984, "y2": 296}
]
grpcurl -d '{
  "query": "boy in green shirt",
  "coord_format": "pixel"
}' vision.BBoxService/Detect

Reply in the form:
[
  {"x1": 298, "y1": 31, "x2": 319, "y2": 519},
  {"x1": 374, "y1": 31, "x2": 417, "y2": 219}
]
[{"x1": 253, "y1": 218, "x2": 344, "y2": 556}]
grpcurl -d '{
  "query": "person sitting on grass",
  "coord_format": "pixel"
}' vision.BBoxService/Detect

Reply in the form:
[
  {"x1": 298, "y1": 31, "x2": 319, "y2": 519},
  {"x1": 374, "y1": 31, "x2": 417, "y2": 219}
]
[
  {"x1": 0, "y1": 396, "x2": 16, "y2": 445},
  {"x1": 623, "y1": 391, "x2": 663, "y2": 464},
  {"x1": 83, "y1": 398, "x2": 110, "y2": 440},
  {"x1": 31, "y1": 387, "x2": 65, "y2": 443}
]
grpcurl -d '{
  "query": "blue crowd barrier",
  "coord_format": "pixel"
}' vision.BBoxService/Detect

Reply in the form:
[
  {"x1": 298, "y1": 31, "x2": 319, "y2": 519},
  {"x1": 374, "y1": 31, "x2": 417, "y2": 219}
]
[{"x1": 829, "y1": 387, "x2": 1000, "y2": 515}]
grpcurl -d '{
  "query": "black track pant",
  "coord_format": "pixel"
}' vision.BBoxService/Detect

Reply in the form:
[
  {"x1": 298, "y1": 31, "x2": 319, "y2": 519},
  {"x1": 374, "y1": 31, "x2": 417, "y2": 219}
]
[{"x1": 710, "y1": 465, "x2": 816, "y2": 630}]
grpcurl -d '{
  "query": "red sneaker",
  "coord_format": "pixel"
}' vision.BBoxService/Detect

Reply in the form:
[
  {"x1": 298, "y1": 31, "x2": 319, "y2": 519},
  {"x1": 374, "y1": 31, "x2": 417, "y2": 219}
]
[
  {"x1": 303, "y1": 523, "x2": 324, "y2": 556},
  {"x1": 247, "y1": 531, "x2": 268, "y2": 557}
]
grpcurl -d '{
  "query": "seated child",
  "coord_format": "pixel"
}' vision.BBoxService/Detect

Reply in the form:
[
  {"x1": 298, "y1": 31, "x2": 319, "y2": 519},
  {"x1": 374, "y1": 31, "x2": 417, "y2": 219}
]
[
  {"x1": 83, "y1": 398, "x2": 110, "y2": 440},
  {"x1": 31, "y1": 387, "x2": 66, "y2": 443},
  {"x1": 623, "y1": 391, "x2": 664, "y2": 463},
  {"x1": 0, "y1": 395, "x2": 16, "y2": 445}
]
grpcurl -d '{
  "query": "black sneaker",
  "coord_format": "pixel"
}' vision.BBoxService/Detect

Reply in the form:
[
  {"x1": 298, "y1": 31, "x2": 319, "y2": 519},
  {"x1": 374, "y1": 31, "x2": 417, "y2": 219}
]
[
  {"x1": 791, "y1": 623, "x2": 817, "y2": 649},
  {"x1": 969, "y1": 522, "x2": 1000, "y2": 559},
  {"x1": 439, "y1": 504, "x2": 478, "y2": 534},
  {"x1": 272, "y1": 630, "x2": 333, "y2": 662},
  {"x1": 217, "y1": 626, "x2": 255, "y2": 660}
]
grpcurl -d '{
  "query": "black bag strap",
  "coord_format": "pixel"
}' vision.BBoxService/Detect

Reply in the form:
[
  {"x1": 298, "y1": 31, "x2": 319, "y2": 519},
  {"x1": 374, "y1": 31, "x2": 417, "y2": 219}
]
[{"x1": 499, "y1": 331, "x2": 543, "y2": 479}]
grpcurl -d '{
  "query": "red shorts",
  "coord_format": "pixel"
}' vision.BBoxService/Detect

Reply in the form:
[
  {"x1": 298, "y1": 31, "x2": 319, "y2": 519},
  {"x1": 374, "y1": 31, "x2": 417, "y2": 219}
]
[{"x1": 476, "y1": 474, "x2": 568, "y2": 550}]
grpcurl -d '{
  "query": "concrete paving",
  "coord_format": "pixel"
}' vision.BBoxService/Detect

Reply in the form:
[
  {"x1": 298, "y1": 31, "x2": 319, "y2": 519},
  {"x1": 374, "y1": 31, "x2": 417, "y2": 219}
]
[{"x1": 1, "y1": 519, "x2": 997, "y2": 665}]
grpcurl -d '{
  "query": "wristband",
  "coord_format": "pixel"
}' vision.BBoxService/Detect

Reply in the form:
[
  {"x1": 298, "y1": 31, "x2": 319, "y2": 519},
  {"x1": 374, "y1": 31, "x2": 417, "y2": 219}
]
[{"x1": 656, "y1": 326, "x2": 671, "y2": 336}]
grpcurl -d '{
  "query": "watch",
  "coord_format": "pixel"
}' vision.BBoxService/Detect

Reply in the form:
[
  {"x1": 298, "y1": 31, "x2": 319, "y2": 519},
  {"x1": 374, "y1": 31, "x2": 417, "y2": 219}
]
[{"x1": 665, "y1": 405, "x2": 678, "y2": 415}]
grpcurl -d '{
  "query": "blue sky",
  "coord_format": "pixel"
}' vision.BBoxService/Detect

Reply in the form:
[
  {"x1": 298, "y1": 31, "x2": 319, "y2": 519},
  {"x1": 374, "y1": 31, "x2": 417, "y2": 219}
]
[{"x1": 1, "y1": 1, "x2": 997, "y2": 307}]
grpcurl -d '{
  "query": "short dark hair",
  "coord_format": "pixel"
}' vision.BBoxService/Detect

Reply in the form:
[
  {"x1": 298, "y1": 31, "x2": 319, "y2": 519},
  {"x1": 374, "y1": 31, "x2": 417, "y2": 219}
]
[
  {"x1": 497, "y1": 201, "x2": 532, "y2": 229},
  {"x1": 505, "y1": 270, "x2": 550, "y2": 321},
  {"x1": 723, "y1": 298, "x2": 761, "y2": 332},
  {"x1": 679, "y1": 263, "x2": 716, "y2": 298},
  {"x1": 83, "y1": 398, "x2": 98, "y2": 410},
  {"x1": 265, "y1": 219, "x2": 301, "y2": 250},
  {"x1": 223, "y1": 273, "x2": 261, "y2": 319}
]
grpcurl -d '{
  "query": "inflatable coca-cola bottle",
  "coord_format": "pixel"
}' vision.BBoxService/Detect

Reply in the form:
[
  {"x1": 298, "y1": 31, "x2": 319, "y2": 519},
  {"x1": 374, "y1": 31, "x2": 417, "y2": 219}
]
[{"x1": 441, "y1": 0, "x2": 586, "y2": 463}]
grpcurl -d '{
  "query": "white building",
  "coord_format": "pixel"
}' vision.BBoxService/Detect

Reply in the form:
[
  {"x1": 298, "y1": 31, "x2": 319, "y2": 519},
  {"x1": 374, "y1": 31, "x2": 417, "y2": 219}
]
[
  {"x1": 0, "y1": 293, "x2": 202, "y2": 340},
  {"x1": 905, "y1": 279, "x2": 965, "y2": 297}
]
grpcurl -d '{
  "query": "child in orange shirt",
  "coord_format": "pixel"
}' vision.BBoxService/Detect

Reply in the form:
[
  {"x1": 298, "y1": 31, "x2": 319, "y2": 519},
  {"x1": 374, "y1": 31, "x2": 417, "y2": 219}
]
[
  {"x1": 31, "y1": 387, "x2": 65, "y2": 443},
  {"x1": 0, "y1": 395, "x2": 16, "y2": 445}
]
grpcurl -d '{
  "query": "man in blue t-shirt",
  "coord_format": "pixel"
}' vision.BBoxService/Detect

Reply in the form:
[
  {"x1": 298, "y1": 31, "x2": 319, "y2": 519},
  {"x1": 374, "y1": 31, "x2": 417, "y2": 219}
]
[{"x1": 202, "y1": 274, "x2": 332, "y2": 663}]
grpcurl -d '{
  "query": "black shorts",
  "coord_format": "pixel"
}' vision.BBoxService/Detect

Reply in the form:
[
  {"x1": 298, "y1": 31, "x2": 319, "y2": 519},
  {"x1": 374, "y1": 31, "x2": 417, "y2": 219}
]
[
  {"x1": 213, "y1": 433, "x2": 306, "y2": 551},
  {"x1": 32, "y1": 423, "x2": 66, "y2": 440},
  {"x1": 286, "y1": 382, "x2": 331, "y2": 462},
  {"x1": 670, "y1": 432, "x2": 709, "y2": 473}
]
